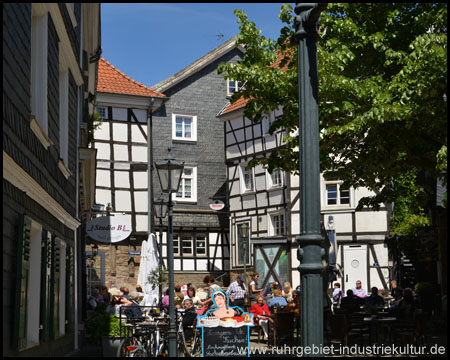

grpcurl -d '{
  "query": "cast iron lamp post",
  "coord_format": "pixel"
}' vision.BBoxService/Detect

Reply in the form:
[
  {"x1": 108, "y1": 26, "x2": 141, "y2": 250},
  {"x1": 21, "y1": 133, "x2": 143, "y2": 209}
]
[
  {"x1": 154, "y1": 193, "x2": 168, "y2": 303},
  {"x1": 238, "y1": 223, "x2": 249, "y2": 299},
  {"x1": 293, "y1": 3, "x2": 328, "y2": 355},
  {"x1": 155, "y1": 147, "x2": 184, "y2": 357}
]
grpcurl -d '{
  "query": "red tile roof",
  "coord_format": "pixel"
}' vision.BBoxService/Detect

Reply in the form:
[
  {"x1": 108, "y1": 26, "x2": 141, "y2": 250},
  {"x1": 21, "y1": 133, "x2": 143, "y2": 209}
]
[
  {"x1": 219, "y1": 49, "x2": 293, "y2": 116},
  {"x1": 97, "y1": 57, "x2": 166, "y2": 98}
]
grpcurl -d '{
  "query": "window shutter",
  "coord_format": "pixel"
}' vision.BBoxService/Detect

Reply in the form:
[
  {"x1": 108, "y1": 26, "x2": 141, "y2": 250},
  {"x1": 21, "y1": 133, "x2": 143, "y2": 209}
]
[
  {"x1": 65, "y1": 246, "x2": 73, "y2": 333},
  {"x1": 39, "y1": 229, "x2": 51, "y2": 342},
  {"x1": 50, "y1": 237, "x2": 60, "y2": 339},
  {"x1": 13, "y1": 215, "x2": 32, "y2": 350}
]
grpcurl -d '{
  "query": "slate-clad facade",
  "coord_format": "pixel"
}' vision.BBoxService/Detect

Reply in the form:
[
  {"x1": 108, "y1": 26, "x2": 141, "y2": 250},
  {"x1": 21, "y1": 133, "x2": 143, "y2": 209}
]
[
  {"x1": 151, "y1": 37, "x2": 244, "y2": 283},
  {"x1": 3, "y1": 3, "x2": 100, "y2": 356}
]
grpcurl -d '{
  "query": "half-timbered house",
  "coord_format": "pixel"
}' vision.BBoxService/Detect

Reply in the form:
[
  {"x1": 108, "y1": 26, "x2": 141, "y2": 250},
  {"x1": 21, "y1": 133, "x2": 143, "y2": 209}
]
[
  {"x1": 3, "y1": 3, "x2": 101, "y2": 356},
  {"x1": 150, "y1": 36, "x2": 245, "y2": 285},
  {"x1": 91, "y1": 58, "x2": 167, "y2": 291},
  {"x1": 218, "y1": 98, "x2": 391, "y2": 294}
]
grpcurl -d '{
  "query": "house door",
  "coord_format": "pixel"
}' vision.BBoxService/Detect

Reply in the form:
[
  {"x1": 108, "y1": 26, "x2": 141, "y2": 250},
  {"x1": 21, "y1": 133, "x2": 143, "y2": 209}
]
[
  {"x1": 253, "y1": 240, "x2": 289, "y2": 289},
  {"x1": 343, "y1": 245, "x2": 367, "y2": 293}
]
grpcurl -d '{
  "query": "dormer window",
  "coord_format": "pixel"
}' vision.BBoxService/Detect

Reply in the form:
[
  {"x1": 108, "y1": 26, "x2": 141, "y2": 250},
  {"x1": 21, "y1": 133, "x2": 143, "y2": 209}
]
[{"x1": 227, "y1": 79, "x2": 242, "y2": 96}]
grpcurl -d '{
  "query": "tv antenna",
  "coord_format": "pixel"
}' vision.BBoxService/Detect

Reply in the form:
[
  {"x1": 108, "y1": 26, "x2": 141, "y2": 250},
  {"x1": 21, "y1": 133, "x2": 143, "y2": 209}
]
[{"x1": 204, "y1": 32, "x2": 224, "y2": 42}]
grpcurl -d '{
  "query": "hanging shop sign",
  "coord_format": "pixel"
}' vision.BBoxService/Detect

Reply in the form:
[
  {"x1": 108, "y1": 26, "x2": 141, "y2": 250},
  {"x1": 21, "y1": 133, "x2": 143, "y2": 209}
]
[
  {"x1": 209, "y1": 200, "x2": 225, "y2": 211},
  {"x1": 86, "y1": 215, "x2": 131, "y2": 243}
]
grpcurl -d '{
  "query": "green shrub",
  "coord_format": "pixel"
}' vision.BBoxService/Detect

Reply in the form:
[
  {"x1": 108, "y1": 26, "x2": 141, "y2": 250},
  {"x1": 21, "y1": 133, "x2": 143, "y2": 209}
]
[
  {"x1": 414, "y1": 282, "x2": 438, "y2": 296},
  {"x1": 86, "y1": 307, "x2": 121, "y2": 345}
]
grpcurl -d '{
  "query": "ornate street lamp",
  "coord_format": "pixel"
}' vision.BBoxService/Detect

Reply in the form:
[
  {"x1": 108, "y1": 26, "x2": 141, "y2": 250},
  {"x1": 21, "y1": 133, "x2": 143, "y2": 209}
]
[
  {"x1": 238, "y1": 223, "x2": 249, "y2": 300},
  {"x1": 154, "y1": 147, "x2": 184, "y2": 357},
  {"x1": 293, "y1": 3, "x2": 328, "y2": 355}
]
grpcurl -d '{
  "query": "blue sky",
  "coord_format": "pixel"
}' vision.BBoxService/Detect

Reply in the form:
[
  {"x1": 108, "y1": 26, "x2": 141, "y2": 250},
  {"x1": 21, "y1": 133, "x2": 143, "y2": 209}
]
[{"x1": 101, "y1": 3, "x2": 291, "y2": 88}]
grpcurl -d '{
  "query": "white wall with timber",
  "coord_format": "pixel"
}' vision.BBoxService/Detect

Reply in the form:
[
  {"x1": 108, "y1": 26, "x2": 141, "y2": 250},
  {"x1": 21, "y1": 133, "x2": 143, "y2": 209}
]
[{"x1": 222, "y1": 108, "x2": 390, "y2": 290}]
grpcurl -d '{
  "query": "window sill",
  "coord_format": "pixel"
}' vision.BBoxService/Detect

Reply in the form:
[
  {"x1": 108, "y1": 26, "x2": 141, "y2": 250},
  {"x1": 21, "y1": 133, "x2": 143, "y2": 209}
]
[
  {"x1": 58, "y1": 159, "x2": 72, "y2": 179},
  {"x1": 174, "y1": 199, "x2": 197, "y2": 204},
  {"x1": 172, "y1": 138, "x2": 197, "y2": 144},
  {"x1": 240, "y1": 190, "x2": 256, "y2": 196},
  {"x1": 30, "y1": 116, "x2": 54, "y2": 149}
]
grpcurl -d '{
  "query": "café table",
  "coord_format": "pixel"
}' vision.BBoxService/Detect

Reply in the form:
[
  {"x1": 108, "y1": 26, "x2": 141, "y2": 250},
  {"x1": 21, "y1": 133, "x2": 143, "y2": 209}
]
[{"x1": 363, "y1": 316, "x2": 396, "y2": 344}]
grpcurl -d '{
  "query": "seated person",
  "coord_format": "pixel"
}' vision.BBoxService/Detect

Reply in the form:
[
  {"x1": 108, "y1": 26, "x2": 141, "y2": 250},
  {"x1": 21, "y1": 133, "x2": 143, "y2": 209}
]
[
  {"x1": 250, "y1": 295, "x2": 273, "y2": 339},
  {"x1": 340, "y1": 289, "x2": 360, "y2": 313},
  {"x1": 264, "y1": 281, "x2": 281, "y2": 297},
  {"x1": 267, "y1": 289, "x2": 288, "y2": 311},
  {"x1": 122, "y1": 291, "x2": 145, "y2": 321},
  {"x1": 395, "y1": 288, "x2": 417, "y2": 320},
  {"x1": 285, "y1": 290, "x2": 301, "y2": 315},
  {"x1": 365, "y1": 287, "x2": 385, "y2": 308},
  {"x1": 182, "y1": 299, "x2": 198, "y2": 341}
]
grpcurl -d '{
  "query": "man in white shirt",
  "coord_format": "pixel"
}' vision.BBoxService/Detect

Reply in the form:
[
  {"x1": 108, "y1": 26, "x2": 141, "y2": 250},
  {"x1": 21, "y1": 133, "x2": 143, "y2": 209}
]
[{"x1": 352, "y1": 280, "x2": 367, "y2": 298}]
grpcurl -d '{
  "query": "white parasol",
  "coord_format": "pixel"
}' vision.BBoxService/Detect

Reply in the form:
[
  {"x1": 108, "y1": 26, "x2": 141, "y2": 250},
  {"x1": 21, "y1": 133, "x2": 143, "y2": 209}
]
[{"x1": 140, "y1": 233, "x2": 160, "y2": 306}]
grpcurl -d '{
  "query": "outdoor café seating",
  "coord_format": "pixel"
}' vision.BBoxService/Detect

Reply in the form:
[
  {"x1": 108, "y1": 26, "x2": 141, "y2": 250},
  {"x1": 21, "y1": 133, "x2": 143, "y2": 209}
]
[{"x1": 269, "y1": 311, "x2": 295, "y2": 347}]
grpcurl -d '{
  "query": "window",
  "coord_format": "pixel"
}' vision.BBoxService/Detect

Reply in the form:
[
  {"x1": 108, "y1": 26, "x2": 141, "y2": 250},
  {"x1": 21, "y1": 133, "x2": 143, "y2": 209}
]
[
  {"x1": 236, "y1": 223, "x2": 251, "y2": 266},
  {"x1": 196, "y1": 234, "x2": 207, "y2": 256},
  {"x1": 172, "y1": 114, "x2": 197, "y2": 141},
  {"x1": 181, "y1": 235, "x2": 193, "y2": 256},
  {"x1": 96, "y1": 106, "x2": 106, "y2": 119},
  {"x1": 59, "y1": 69, "x2": 69, "y2": 165},
  {"x1": 227, "y1": 79, "x2": 242, "y2": 96},
  {"x1": 173, "y1": 234, "x2": 180, "y2": 256},
  {"x1": 175, "y1": 167, "x2": 197, "y2": 202},
  {"x1": 240, "y1": 165, "x2": 255, "y2": 193},
  {"x1": 326, "y1": 183, "x2": 351, "y2": 206},
  {"x1": 266, "y1": 169, "x2": 283, "y2": 188},
  {"x1": 30, "y1": 12, "x2": 49, "y2": 137},
  {"x1": 268, "y1": 212, "x2": 285, "y2": 236}
]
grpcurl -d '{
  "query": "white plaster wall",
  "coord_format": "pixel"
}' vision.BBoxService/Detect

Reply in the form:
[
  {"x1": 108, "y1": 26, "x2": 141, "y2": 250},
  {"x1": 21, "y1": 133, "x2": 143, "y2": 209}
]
[
  {"x1": 131, "y1": 124, "x2": 147, "y2": 143},
  {"x1": 113, "y1": 123, "x2": 128, "y2": 142},
  {"x1": 97, "y1": 169, "x2": 111, "y2": 187},
  {"x1": 115, "y1": 190, "x2": 131, "y2": 211},
  {"x1": 133, "y1": 172, "x2": 148, "y2": 189},
  {"x1": 183, "y1": 259, "x2": 195, "y2": 271},
  {"x1": 134, "y1": 191, "x2": 148, "y2": 212},
  {"x1": 135, "y1": 215, "x2": 148, "y2": 232},
  {"x1": 95, "y1": 121, "x2": 110, "y2": 140},
  {"x1": 95, "y1": 189, "x2": 111, "y2": 208},
  {"x1": 114, "y1": 171, "x2": 130, "y2": 188},
  {"x1": 95, "y1": 142, "x2": 110, "y2": 160},
  {"x1": 132, "y1": 145, "x2": 147, "y2": 162},
  {"x1": 355, "y1": 211, "x2": 388, "y2": 233},
  {"x1": 197, "y1": 259, "x2": 208, "y2": 271},
  {"x1": 113, "y1": 144, "x2": 128, "y2": 161}
]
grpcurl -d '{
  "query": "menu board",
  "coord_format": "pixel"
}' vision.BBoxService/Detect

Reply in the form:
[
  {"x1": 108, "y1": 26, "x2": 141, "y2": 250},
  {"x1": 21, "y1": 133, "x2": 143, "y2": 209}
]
[{"x1": 203, "y1": 326, "x2": 249, "y2": 357}]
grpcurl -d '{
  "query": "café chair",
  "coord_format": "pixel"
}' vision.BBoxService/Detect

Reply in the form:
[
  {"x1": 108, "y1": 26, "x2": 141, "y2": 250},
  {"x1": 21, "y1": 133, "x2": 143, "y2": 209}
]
[
  {"x1": 271, "y1": 312, "x2": 295, "y2": 347},
  {"x1": 329, "y1": 314, "x2": 365, "y2": 346}
]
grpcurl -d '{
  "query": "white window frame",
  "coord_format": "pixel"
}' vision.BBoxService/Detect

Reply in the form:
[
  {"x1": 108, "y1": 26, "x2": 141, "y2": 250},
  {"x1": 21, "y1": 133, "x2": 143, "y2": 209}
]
[
  {"x1": 96, "y1": 106, "x2": 106, "y2": 119},
  {"x1": 323, "y1": 180, "x2": 353, "y2": 208},
  {"x1": 266, "y1": 169, "x2": 283, "y2": 189},
  {"x1": 175, "y1": 166, "x2": 197, "y2": 203},
  {"x1": 181, "y1": 234, "x2": 194, "y2": 256},
  {"x1": 195, "y1": 234, "x2": 207, "y2": 257},
  {"x1": 31, "y1": 12, "x2": 49, "y2": 137},
  {"x1": 172, "y1": 113, "x2": 197, "y2": 142},
  {"x1": 239, "y1": 164, "x2": 255, "y2": 194},
  {"x1": 59, "y1": 69, "x2": 69, "y2": 166},
  {"x1": 268, "y1": 211, "x2": 286, "y2": 236},
  {"x1": 235, "y1": 222, "x2": 251, "y2": 267},
  {"x1": 173, "y1": 234, "x2": 180, "y2": 256},
  {"x1": 227, "y1": 79, "x2": 243, "y2": 96}
]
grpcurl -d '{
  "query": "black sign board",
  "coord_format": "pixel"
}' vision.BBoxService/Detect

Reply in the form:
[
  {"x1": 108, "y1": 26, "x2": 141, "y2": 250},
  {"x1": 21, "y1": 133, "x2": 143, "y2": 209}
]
[{"x1": 203, "y1": 326, "x2": 249, "y2": 357}]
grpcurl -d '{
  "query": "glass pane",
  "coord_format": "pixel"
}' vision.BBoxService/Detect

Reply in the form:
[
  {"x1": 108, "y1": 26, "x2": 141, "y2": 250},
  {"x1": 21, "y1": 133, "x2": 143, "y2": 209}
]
[
  {"x1": 264, "y1": 245, "x2": 280, "y2": 264},
  {"x1": 340, "y1": 188, "x2": 350, "y2": 204},
  {"x1": 274, "y1": 249, "x2": 289, "y2": 286},
  {"x1": 255, "y1": 247, "x2": 268, "y2": 286},
  {"x1": 184, "y1": 169, "x2": 192, "y2": 177}
]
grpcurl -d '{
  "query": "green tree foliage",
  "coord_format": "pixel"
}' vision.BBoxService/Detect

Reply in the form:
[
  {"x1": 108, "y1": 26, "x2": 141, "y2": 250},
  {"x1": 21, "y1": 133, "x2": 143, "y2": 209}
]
[{"x1": 218, "y1": 3, "x2": 447, "y2": 236}]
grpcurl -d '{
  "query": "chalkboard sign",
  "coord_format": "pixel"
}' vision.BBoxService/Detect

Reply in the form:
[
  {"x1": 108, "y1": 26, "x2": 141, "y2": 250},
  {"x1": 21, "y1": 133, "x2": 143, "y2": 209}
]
[
  {"x1": 203, "y1": 326, "x2": 249, "y2": 357},
  {"x1": 197, "y1": 289, "x2": 253, "y2": 357}
]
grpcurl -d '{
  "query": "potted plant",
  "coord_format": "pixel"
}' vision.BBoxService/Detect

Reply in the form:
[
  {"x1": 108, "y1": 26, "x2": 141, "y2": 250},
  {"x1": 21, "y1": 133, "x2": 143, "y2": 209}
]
[{"x1": 86, "y1": 305, "x2": 123, "y2": 357}]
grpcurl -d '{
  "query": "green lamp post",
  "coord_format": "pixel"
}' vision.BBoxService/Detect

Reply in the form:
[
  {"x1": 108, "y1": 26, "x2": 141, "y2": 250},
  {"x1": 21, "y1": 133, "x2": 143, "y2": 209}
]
[
  {"x1": 293, "y1": 3, "x2": 328, "y2": 355},
  {"x1": 239, "y1": 223, "x2": 250, "y2": 299},
  {"x1": 155, "y1": 147, "x2": 184, "y2": 357}
]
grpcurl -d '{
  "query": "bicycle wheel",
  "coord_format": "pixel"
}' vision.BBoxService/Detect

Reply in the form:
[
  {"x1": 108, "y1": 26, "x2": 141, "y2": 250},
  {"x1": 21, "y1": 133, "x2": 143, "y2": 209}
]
[
  {"x1": 120, "y1": 337, "x2": 146, "y2": 357},
  {"x1": 190, "y1": 330, "x2": 202, "y2": 357}
]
